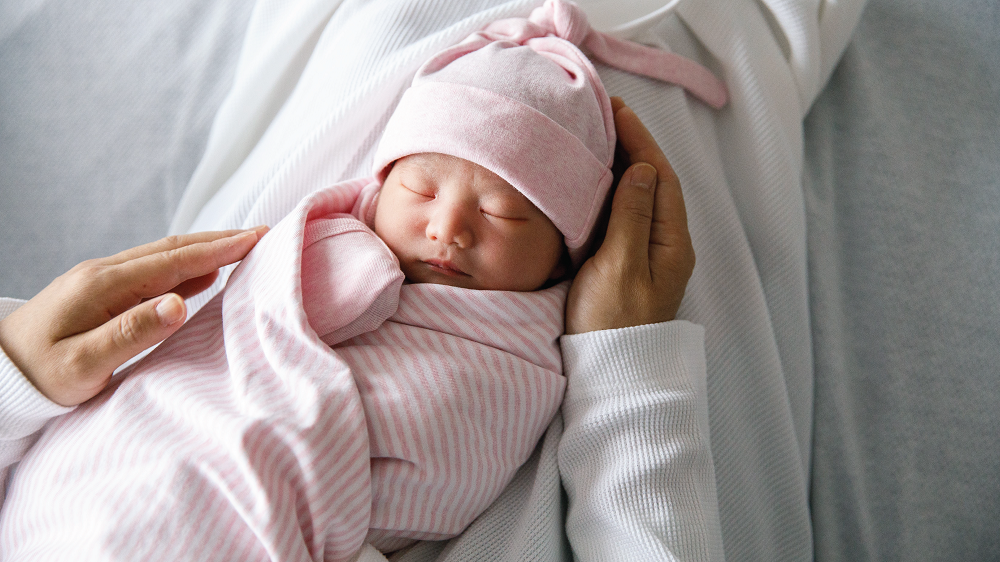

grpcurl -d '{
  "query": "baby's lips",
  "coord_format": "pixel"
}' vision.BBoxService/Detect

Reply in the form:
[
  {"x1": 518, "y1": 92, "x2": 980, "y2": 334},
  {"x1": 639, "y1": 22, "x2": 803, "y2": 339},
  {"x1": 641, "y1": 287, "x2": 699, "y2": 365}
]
[{"x1": 424, "y1": 258, "x2": 469, "y2": 276}]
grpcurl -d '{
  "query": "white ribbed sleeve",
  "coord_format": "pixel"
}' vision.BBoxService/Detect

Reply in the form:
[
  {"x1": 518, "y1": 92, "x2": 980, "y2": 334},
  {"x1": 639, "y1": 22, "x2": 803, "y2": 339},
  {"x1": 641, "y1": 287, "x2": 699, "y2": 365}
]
[
  {"x1": 558, "y1": 321, "x2": 722, "y2": 562},
  {"x1": 0, "y1": 298, "x2": 74, "y2": 504}
]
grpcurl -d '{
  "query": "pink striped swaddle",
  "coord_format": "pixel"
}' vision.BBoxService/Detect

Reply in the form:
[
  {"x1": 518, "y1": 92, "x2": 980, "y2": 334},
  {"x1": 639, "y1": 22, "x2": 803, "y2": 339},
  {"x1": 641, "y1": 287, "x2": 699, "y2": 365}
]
[{"x1": 0, "y1": 181, "x2": 566, "y2": 561}]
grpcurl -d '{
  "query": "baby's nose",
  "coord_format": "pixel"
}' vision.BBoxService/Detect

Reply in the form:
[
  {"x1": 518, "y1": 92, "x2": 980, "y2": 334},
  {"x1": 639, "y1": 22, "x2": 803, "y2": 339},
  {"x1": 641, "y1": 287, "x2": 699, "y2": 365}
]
[{"x1": 426, "y1": 206, "x2": 473, "y2": 248}]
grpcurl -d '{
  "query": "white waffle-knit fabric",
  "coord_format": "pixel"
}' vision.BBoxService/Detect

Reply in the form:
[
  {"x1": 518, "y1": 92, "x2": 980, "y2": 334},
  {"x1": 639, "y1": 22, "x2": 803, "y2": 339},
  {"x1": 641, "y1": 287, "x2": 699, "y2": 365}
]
[{"x1": 0, "y1": 181, "x2": 567, "y2": 561}]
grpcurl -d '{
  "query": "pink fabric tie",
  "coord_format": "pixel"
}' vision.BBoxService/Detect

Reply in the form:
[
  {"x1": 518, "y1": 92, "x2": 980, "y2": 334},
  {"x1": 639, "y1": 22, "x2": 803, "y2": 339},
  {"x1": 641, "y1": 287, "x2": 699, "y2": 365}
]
[{"x1": 492, "y1": 0, "x2": 728, "y2": 109}]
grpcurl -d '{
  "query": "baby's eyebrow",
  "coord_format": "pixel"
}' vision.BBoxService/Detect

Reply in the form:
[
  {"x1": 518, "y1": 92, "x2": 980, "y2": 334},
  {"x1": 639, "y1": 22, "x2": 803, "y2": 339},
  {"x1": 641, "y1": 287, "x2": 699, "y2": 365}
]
[
  {"x1": 397, "y1": 159, "x2": 431, "y2": 176},
  {"x1": 402, "y1": 154, "x2": 452, "y2": 175},
  {"x1": 393, "y1": 169, "x2": 432, "y2": 191}
]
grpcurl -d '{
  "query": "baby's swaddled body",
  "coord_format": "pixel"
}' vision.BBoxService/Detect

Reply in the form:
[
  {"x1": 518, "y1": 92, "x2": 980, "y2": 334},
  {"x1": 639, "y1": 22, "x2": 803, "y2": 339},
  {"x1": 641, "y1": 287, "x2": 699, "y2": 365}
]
[{"x1": 0, "y1": 182, "x2": 566, "y2": 561}]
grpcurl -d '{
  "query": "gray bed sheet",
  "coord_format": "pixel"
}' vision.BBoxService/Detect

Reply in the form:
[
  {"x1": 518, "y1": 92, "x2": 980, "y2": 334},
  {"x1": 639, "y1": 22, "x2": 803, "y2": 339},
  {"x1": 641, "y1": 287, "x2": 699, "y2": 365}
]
[
  {"x1": 805, "y1": 0, "x2": 1000, "y2": 559},
  {"x1": 2, "y1": 0, "x2": 998, "y2": 559},
  {"x1": 0, "y1": 0, "x2": 254, "y2": 300}
]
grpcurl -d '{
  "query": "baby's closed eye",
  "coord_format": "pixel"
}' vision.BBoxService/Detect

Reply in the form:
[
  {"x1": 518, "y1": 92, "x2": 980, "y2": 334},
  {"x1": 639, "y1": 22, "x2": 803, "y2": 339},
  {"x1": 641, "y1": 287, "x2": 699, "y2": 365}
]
[
  {"x1": 401, "y1": 183, "x2": 434, "y2": 199},
  {"x1": 479, "y1": 195, "x2": 533, "y2": 221},
  {"x1": 480, "y1": 206, "x2": 527, "y2": 221}
]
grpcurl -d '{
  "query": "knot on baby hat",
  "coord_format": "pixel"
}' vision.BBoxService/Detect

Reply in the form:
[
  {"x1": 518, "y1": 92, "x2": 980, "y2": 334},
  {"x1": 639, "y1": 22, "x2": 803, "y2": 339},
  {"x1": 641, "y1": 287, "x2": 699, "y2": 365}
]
[{"x1": 373, "y1": 0, "x2": 727, "y2": 265}]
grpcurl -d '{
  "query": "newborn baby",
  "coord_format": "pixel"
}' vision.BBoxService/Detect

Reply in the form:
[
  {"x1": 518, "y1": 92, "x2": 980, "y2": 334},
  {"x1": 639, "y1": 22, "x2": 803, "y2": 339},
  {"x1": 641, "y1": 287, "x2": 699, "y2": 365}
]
[{"x1": 0, "y1": 1, "x2": 726, "y2": 560}]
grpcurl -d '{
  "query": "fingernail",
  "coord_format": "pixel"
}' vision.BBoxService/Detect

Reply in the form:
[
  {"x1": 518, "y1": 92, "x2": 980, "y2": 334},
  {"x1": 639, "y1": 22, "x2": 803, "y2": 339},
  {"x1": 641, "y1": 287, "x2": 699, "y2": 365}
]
[
  {"x1": 631, "y1": 163, "x2": 656, "y2": 190},
  {"x1": 229, "y1": 230, "x2": 262, "y2": 247},
  {"x1": 156, "y1": 294, "x2": 185, "y2": 326},
  {"x1": 247, "y1": 225, "x2": 270, "y2": 240}
]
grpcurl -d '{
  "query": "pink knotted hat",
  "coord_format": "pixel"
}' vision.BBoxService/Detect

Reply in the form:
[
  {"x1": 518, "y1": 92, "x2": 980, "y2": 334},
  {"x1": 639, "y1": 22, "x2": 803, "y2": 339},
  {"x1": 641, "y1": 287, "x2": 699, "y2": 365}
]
[{"x1": 370, "y1": 0, "x2": 727, "y2": 265}]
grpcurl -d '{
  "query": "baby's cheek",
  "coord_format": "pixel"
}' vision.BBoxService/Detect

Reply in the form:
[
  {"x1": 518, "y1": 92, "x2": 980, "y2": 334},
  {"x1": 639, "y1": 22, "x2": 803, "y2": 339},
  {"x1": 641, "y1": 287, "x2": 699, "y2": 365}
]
[
  {"x1": 373, "y1": 216, "x2": 411, "y2": 258},
  {"x1": 488, "y1": 245, "x2": 554, "y2": 291}
]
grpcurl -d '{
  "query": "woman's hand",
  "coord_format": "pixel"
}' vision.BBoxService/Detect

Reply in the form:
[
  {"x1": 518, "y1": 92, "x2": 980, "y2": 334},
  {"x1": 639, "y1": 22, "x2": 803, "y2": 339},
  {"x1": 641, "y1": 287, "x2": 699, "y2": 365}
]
[
  {"x1": 565, "y1": 98, "x2": 695, "y2": 334},
  {"x1": 0, "y1": 228, "x2": 267, "y2": 406}
]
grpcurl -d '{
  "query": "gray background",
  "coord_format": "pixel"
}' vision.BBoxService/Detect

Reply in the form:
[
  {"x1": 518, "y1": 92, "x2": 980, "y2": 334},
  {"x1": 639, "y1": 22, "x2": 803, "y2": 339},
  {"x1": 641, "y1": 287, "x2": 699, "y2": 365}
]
[
  {"x1": 0, "y1": 0, "x2": 254, "y2": 299},
  {"x1": 2, "y1": 0, "x2": 998, "y2": 559}
]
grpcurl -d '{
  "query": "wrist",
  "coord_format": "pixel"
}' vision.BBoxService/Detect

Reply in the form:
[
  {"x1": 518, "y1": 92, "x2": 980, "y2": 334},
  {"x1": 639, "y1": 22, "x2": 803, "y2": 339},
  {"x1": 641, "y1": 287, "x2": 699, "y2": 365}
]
[
  {"x1": 0, "y1": 326, "x2": 74, "y2": 438},
  {"x1": 0, "y1": 311, "x2": 39, "y2": 396}
]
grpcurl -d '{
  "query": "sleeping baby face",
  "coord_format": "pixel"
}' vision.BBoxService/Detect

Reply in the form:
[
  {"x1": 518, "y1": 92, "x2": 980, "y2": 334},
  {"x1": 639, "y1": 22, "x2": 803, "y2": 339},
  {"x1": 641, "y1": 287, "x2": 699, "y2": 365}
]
[{"x1": 373, "y1": 153, "x2": 565, "y2": 292}]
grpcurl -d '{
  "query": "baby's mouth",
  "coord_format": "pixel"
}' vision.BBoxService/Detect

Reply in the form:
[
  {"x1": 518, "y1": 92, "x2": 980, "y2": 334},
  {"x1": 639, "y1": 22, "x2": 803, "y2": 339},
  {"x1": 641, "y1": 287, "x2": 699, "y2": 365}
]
[{"x1": 423, "y1": 258, "x2": 469, "y2": 277}]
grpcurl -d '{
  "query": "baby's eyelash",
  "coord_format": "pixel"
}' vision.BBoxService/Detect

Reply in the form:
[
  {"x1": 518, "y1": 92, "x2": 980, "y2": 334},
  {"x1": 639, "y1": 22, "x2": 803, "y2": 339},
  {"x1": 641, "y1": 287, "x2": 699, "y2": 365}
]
[
  {"x1": 481, "y1": 209, "x2": 525, "y2": 221},
  {"x1": 402, "y1": 184, "x2": 434, "y2": 198}
]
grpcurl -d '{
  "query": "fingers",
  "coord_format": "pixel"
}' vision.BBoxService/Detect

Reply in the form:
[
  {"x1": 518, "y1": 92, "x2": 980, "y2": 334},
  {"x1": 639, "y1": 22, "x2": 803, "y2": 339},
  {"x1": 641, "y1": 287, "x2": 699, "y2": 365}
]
[
  {"x1": 564, "y1": 99, "x2": 697, "y2": 334},
  {"x1": 105, "y1": 228, "x2": 266, "y2": 303},
  {"x1": 612, "y1": 102, "x2": 692, "y2": 267},
  {"x1": 610, "y1": 96, "x2": 626, "y2": 114},
  {"x1": 169, "y1": 270, "x2": 221, "y2": 300},
  {"x1": 613, "y1": 102, "x2": 671, "y2": 173},
  {"x1": 102, "y1": 227, "x2": 265, "y2": 265},
  {"x1": 91, "y1": 293, "x2": 187, "y2": 371},
  {"x1": 614, "y1": 104, "x2": 686, "y2": 215},
  {"x1": 38, "y1": 294, "x2": 188, "y2": 406},
  {"x1": 0, "y1": 227, "x2": 268, "y2": 406},
  {"x1": 597, "y1": 162, "x2": 658, "y2": 273}
]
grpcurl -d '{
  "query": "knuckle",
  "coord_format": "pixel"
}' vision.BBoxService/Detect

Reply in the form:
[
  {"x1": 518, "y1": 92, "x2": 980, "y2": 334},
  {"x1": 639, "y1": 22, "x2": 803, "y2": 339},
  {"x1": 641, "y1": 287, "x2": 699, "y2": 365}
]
[
  {"x1": 160, "y1": 245, "x2": 184, "y2": 263},
  {"x1": 164, "y1": 244, "x2": 203, "y2": 273},
  {"x1": 161, "y1": 234, "x2": 185, "y2": 249},
  {"x1": 67, "y1": 263, "x2": 111, "y2": 297},
  {"x1": 69, "y1": 261, "x2": 102, "y2": 281},
  {"x1": 59, "y1": 343, "x2": 94, "y2": 377},
  {"x1": 66, "y1": 259, "x2": 93, "y2": 275},
  {"x1": 53, "y1": 345, "x2": 108, "y2": 403},
  {"x1": 614, "y1": 203, "x2": 654, "y2": 230},
  {"x1": 616, "y1": 194, "x2": 654, "y2": 217},
  {"x1": 601, "y1": 249, "x2": 642, "y2": 280},
  {"x1": 614, "y1": 268, "x2": 650, "y2": 298},
  {"x1": 113, "y1": 312, "x2": 146, "y2": 348},
  {"x1": 152, "y1": 248, "x2": 190, "y2": 286}
]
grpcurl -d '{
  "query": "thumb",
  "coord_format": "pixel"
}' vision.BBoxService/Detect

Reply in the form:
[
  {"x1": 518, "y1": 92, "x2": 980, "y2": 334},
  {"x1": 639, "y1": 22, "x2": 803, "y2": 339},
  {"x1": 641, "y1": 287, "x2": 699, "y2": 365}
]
[
  {"x1": 80, "y1": 293, "x2": 187, "y2": 377},
  {"x1": 598, "y1": 162, "x2": 657, "y2": 267}
]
